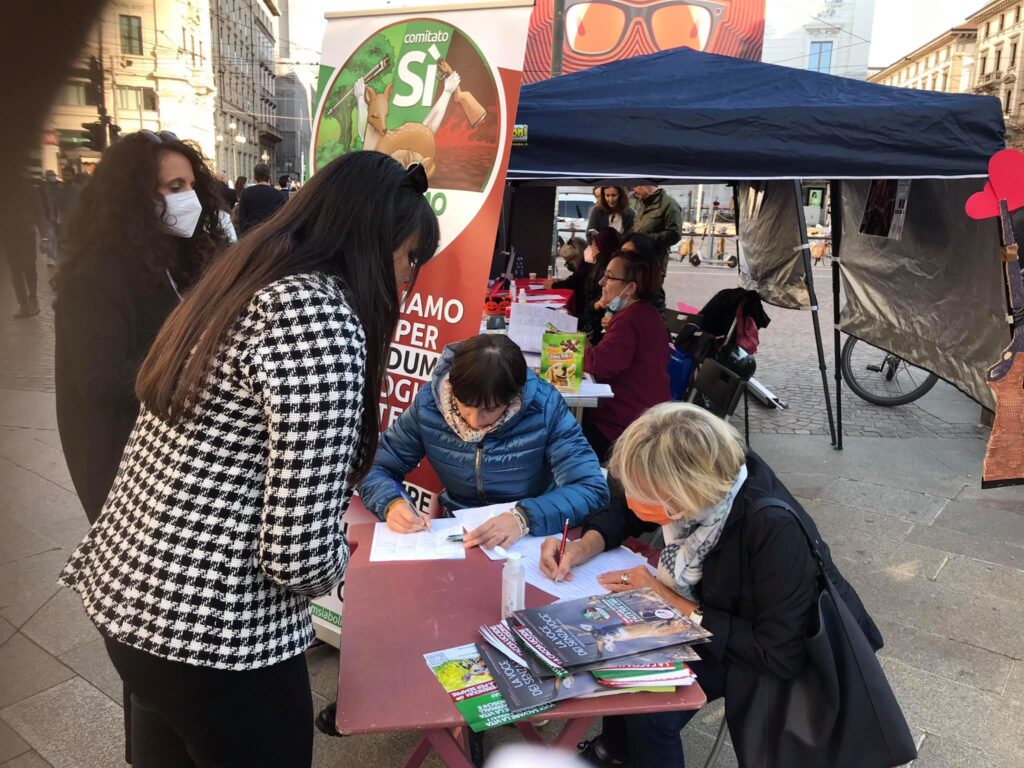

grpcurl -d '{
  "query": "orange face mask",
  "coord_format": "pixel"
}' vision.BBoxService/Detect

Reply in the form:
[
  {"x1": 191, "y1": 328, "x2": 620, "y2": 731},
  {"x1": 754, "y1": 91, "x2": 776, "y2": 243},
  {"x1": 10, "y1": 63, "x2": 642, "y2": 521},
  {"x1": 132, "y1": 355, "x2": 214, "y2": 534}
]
[{"x1": 626, "y1": 496, "x2": 674, "y2": 526}]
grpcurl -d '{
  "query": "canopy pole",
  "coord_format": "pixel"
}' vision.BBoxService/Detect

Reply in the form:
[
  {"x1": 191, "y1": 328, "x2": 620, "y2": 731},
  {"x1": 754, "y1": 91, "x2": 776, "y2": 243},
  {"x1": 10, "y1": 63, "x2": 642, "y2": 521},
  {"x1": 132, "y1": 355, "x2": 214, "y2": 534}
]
[
  {"x1": 831, "y1": 181, "x2": 844, "y2": 450},
  {"x1": 793, "y1": 180, "x2": 837, "y2": 445}
]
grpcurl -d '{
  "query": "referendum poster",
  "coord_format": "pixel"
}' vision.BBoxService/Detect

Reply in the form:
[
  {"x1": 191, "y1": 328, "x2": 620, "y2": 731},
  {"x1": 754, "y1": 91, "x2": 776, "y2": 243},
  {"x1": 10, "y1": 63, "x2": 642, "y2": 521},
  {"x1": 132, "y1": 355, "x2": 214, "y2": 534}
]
[
  {"x1": 523, "y1": 0, "x2": 766, "y2": 83},
  {"x1": 308, "y1": 0, "x2": 534, "y2": 641}
]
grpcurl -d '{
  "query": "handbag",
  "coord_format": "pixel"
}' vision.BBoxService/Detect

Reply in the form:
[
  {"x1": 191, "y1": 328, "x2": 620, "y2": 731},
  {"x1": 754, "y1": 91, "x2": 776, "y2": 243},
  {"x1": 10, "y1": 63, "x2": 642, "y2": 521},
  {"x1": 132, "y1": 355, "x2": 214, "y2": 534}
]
[{"x1": 732, "y1": 498, "x2": 917, "y2": 768}]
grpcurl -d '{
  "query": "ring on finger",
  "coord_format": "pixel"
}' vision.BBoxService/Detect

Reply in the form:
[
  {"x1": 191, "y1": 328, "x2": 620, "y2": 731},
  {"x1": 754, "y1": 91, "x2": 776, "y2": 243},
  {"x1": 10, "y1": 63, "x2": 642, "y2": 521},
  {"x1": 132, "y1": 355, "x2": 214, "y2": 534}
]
[{"x1": 620, "y1": 572, "x2": 630, "y2": 585}]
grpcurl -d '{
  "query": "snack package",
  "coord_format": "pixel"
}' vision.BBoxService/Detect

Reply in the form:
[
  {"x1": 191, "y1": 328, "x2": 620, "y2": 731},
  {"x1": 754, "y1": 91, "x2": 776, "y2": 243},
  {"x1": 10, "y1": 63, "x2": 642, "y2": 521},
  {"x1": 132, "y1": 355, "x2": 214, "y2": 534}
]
[{"x1": 540, "y1": 331, "x2": 586, "y2": 392}]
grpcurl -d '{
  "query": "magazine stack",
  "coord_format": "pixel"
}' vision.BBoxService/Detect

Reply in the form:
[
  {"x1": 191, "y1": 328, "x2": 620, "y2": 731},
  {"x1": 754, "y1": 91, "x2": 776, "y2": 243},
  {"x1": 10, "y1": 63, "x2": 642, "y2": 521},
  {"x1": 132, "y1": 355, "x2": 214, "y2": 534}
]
[{"x1": 476, "y1": 588, "x2": 711, "y2": 713}]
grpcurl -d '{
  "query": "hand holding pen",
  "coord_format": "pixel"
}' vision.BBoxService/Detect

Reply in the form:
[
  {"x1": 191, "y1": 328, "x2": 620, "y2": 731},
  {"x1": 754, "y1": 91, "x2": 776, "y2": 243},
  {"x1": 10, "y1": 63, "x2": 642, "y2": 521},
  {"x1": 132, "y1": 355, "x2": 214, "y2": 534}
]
[{"x1": 384, "y1": 479, "x2": 432, "y2": 533}]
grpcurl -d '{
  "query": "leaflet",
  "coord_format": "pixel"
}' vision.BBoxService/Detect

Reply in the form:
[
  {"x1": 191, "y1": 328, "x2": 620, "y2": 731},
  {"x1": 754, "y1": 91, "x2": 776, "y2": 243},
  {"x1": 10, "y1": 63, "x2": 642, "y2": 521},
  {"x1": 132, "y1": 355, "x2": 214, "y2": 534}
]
[{"x1": 423, "y1": 644, "x2": 552, "y2": 732}]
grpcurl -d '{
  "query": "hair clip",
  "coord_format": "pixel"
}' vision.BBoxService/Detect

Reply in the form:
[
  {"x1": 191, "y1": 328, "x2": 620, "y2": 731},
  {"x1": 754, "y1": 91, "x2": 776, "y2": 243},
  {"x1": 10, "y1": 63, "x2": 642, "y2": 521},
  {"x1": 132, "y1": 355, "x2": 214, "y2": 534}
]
[{"x1": 405, "y1": 162, "x2": 429, "y2": 194}]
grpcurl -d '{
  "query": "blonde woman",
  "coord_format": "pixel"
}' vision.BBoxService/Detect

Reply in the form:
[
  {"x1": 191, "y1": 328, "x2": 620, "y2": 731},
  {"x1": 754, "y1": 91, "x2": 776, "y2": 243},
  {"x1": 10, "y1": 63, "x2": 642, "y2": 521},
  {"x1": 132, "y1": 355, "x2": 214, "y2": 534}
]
[{"x1": 540, "y1": 404, "x2": 882, "y2": 768}]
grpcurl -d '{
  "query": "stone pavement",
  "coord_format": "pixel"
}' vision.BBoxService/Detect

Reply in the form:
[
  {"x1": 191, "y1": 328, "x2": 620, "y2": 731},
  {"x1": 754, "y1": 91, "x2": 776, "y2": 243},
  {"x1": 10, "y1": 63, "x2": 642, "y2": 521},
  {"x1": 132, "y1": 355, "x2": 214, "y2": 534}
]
[{"x1": 1, "y1": 256, "x2": 1023, "y2": 767}]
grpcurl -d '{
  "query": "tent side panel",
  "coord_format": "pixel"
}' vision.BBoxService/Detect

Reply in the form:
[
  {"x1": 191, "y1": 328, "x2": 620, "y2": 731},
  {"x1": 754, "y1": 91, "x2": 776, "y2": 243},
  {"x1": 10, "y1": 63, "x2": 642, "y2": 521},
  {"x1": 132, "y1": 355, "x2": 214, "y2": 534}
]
[
  {"x1": 737, "y1": 181, "x2": 810, "y2": 310},
  {"x1": 838, "y1": 179, "x2": 1006, "y2": 408}
]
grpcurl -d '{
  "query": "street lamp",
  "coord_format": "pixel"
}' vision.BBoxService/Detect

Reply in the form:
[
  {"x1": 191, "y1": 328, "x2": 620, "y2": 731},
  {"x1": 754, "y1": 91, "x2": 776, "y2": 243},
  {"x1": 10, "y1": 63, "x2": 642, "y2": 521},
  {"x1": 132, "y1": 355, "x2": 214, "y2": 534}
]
[
  {"x1": 261, "y1": 150, "x2": 269, "y2": 163},
  {"x1": 233, "y1": 133, "x2": 247, "y2": 180}
]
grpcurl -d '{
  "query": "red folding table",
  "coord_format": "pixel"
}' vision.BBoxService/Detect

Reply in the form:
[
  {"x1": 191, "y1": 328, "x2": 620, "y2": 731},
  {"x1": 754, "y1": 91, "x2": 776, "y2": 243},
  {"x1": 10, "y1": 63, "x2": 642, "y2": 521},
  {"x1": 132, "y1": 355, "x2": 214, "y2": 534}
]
[{"x1": 335, "y1": 522, "x2": 707, "y2": 767}]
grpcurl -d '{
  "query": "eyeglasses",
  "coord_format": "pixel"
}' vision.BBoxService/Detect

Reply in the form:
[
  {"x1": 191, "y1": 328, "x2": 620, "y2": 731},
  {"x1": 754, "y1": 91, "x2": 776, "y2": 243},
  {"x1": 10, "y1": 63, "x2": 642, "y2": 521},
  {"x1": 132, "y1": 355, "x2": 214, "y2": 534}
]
[
  {"x1": 563, "y1": 0, "x2": 726, "y2": 56},
  {"x1": 601, "y1": 274, "x2": 631, "y2": 283}
]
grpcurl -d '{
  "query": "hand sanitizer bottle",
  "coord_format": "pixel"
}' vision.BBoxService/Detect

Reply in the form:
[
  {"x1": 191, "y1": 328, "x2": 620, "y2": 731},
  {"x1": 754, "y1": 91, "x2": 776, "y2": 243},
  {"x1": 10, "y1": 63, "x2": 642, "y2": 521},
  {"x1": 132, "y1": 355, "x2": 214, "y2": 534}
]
[{"x1": 501, "y1": 552, "x2": 526, "y2": 619}]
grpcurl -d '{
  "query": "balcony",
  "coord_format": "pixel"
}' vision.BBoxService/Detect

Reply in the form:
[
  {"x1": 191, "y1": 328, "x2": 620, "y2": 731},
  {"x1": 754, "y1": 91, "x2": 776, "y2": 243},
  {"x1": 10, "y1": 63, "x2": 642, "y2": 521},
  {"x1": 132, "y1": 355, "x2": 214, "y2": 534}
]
[{"x1": 258, "y1": 120, "x2": 282, "y2": 144}]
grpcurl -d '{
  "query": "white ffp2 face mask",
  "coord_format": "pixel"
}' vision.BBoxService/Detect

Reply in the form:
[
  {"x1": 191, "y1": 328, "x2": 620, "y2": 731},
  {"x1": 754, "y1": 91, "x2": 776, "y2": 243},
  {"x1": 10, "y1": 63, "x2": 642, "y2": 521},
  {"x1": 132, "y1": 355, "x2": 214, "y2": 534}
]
[{"x1": 157, "y1": 190, "x2": 203, "y2": 238}]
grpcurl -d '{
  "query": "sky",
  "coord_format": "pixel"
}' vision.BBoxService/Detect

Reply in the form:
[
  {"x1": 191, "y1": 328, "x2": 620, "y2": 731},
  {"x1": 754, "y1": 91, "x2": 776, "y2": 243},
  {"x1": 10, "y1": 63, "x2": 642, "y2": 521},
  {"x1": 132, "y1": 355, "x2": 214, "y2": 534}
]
[{"x1": 869, "y1": 0, "x2": 987, "y2": 68}]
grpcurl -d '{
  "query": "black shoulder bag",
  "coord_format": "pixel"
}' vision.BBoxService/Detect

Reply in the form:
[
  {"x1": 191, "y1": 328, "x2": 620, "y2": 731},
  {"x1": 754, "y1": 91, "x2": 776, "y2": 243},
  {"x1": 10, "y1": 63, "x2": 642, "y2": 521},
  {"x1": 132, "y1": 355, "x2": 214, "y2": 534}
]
[{"x1": 736, "y1": 498, "x2": 918, "y2": 768}]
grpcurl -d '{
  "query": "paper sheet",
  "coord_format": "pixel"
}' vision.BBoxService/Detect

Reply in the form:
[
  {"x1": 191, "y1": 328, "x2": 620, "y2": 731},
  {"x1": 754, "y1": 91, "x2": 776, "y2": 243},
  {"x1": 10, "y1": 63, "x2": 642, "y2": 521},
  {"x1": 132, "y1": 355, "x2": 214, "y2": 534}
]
[
  {"x1": 520, "y1": 541, "x2": 648, "y2": 601},
  {"x1": 507, "y1": 303, "x2": 577, "y2": 354},
  {"x1": 369, "y1": 519, "x2": 466, "y2": 562}
]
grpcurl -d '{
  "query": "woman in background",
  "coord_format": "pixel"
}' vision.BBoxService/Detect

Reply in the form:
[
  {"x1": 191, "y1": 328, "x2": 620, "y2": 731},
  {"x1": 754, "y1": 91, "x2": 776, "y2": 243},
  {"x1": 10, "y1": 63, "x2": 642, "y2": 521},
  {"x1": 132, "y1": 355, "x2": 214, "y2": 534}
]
[
  {"x1": 588, "y1": 186, "x2": 634, "y2": 236},
  {"x1": 54, "y1": 130, "x2": 228, "y2": 524}
]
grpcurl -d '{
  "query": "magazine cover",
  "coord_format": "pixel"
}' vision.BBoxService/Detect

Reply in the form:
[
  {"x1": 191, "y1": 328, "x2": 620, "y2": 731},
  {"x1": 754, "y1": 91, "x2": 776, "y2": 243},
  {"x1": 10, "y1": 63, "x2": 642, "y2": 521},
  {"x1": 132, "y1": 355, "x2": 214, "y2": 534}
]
[
  {"x1": 513, "y1": 588, "x2": 711, "y2": 666},
  {"x1": 476, "y1": 642, "x2": 604, "y2": 714},
  {"x1": 423, "y1": 644, "x2": 552, "y2": 731}
]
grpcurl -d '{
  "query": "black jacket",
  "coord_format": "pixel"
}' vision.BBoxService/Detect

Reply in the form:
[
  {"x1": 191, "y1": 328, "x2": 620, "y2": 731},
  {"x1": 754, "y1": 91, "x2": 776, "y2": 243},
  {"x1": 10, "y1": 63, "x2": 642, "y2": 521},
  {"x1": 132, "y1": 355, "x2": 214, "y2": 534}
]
[
  {"x1": 54, "y1": 257, "x2": 180, "y2": 522},
  {"x1": 237, "y1": 184, "x2": 285, "y2": 234},
  {"x1": 586, "y1": 453, "x2": 882, "y2": 762},
  {"x1": 552, "y1": 261, "x2": 592, "y2": 320},
  {"x1": 587, "y1": 206, "x2": 634, "y2": 237}
]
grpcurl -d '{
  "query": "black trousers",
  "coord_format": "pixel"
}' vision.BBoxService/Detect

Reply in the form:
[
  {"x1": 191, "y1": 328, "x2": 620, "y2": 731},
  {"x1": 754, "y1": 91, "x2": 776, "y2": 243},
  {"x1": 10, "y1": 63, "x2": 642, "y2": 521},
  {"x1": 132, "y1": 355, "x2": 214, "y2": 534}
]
[
  {"x1": 3, "y1": 233, "x2": 38, "y2": 306},
  {"x1": 104, "y1": 637, "x2": 313, "y2": 768},
  {"x1": 581, "y1": 413, "x2": 614, "y2": 464},
  {"x1": 602, "y1": 656, "x2": 727, "y2": 768}
]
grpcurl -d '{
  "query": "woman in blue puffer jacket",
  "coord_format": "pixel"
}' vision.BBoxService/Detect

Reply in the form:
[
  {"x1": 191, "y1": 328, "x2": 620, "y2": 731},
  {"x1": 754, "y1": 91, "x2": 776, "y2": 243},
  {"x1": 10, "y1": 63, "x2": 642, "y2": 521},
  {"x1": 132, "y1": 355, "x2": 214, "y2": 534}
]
[{"x1": 359, "y1": 334, "x2": 609, "y2": 549}]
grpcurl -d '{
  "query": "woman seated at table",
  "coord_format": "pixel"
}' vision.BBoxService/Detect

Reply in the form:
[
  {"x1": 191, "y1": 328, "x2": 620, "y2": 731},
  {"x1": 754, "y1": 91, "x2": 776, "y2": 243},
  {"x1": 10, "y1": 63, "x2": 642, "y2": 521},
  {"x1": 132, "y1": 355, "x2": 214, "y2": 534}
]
[
  {"x1": 581, "y1": 227, "x2": 622, "y2": 345},
  {"x1": 582, "y1": 249, "x2": 670, "y2": 460},
  {"x1": 546, "y1": 237, "x2": 590, "y2": 318},
  {"x1": 358, "y1": 333, "x2": 610, "y2": 550},
  {"x1": 540, "y1": 403, "x2": 882, "y2": 768}
]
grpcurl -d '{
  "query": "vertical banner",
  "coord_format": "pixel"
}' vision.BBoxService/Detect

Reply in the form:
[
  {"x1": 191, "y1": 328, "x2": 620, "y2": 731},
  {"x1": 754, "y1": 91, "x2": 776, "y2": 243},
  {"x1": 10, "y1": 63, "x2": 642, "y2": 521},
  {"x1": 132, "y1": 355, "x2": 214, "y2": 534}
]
[
  {"x1": 308, "y1": 0, "x2": 535, "y2": 642},
  {"x1": 523, "y1": 0, "x2": 765, "y2": 83}
]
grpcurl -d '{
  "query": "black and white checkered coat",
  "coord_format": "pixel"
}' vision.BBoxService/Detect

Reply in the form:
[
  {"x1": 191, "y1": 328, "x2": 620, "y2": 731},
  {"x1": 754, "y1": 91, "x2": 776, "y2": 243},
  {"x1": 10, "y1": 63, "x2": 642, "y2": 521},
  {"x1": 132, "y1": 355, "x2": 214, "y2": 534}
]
[{"x1": 60, "y1": 272, "x2": 366, "y2": 670}]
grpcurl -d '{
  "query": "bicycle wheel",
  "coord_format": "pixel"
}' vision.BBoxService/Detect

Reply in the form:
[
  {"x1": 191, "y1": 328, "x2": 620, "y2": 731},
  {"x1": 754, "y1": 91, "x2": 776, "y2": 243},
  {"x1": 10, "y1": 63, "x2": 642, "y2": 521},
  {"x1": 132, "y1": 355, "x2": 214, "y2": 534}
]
[{"x1": 840, "y1": 337, "x2": 939, "y2": 406}]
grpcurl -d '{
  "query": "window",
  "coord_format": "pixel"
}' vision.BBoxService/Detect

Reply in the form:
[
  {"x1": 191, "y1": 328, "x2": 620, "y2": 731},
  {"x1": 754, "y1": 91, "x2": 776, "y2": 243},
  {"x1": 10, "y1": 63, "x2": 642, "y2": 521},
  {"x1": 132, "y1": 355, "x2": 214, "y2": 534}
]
[
  {"x1": 809, "y1": 41, "x2": 833, "y2": 74},
  {"x1": 116, "y1": 86, "x2": 157, "y2": 111},
  {"x1": 982, "y1": 53, "x2": 988, "y2": 75},
  {"x1": 119, "y1": 15, "x2": 143, "y2": 56},
  {"x1": 997, "y1": 48, "x2": 1004, "y2": 71},
  {"x1": 942, "y1": 70, "x2": 949, "y2": 91},
  {"x1": 56, "y1": 82, "x2": 88, "y2": 106},
  {"x1": 1006, "y1": 88, "x2": 1014, "y2": 114},
  {"x1": 1013, "y1": 41, "x2": 1019, "y2": 69}
]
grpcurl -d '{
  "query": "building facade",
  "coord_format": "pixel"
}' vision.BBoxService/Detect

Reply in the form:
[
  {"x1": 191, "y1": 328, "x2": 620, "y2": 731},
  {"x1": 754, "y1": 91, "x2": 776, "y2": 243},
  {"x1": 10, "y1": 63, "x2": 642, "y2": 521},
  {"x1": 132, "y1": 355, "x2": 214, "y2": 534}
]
[
  {"x1": 762, "y1": 0, "x2": 877, "y2": 80},
  {"x1": 868, "y1": 27, "x2": 978, "y2": 94},
  {"x1": 274, "y1": 0, "x2": 313, "y2": 183},
  {"x1": 968, "y1": 0, "x2": 1024, "y2": 143},
  {"x1": 39, "y1": 0, "x2": 216, "y2": 176},
  {"x1": 210, "y1": 0, "x2": 282, "y2": 182}
]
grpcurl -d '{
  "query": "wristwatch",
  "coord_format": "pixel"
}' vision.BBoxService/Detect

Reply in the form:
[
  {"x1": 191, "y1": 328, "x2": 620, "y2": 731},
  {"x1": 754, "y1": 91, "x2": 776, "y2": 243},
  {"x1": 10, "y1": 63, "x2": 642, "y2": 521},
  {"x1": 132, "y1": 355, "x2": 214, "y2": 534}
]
[{"x1": 688, "y1": 607, "x2": 704, "y2": 627}]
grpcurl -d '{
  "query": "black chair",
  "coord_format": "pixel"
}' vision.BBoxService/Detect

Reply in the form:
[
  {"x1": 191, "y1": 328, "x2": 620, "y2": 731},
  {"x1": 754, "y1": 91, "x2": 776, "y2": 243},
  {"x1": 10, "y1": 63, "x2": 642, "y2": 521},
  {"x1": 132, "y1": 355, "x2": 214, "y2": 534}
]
[{"x1": 687, "y1": 358, "x2": 750, "y2": 443}]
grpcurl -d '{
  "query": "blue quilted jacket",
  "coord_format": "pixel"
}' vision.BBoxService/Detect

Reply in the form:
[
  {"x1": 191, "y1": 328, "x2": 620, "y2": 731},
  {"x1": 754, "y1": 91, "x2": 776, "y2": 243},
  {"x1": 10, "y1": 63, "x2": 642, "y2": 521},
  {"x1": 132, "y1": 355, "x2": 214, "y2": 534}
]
[{"x1": 358, "y1": 344, "x2": 609, "y2": 535}]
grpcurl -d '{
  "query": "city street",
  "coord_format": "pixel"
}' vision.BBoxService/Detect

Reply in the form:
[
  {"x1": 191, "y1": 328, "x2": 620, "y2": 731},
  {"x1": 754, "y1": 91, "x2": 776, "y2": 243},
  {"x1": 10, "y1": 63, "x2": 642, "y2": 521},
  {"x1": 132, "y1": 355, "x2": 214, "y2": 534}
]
[{"x1": 1, "y1": 260, "x2": 1023, "y2": 767}]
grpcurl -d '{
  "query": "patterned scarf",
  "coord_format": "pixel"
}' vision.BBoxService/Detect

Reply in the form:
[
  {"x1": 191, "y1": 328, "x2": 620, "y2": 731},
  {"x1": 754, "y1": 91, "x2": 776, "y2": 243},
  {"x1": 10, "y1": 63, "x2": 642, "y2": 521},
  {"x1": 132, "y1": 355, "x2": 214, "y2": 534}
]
[
  {"x1": 439, "y1": 375, "x2": 522, "y2": 443},
  {"x1": 657, "y1": 464, "x2": 749, "y2": 602}
]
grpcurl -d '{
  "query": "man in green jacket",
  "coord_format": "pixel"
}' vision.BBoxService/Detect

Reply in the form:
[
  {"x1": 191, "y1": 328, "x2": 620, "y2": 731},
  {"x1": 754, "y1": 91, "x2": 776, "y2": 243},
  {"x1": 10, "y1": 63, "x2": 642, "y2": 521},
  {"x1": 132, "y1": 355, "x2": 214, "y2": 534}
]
[{"x1": 631, "y1": 186, "x2": 682, "y2": 304}]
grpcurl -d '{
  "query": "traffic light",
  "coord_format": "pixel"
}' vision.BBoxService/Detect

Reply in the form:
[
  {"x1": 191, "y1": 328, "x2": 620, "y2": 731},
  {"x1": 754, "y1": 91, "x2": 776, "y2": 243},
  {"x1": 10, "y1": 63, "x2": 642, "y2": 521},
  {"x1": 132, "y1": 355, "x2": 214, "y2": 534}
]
[
  {"x1": 81, "y1": 121, "x2": 106, "y2": 152},
  {"x1": 108, "y1": 123, "x2": 121, "y2": 144},
  {"x1": 85, "y1": 56, "x2": 104, "y2": 108}
]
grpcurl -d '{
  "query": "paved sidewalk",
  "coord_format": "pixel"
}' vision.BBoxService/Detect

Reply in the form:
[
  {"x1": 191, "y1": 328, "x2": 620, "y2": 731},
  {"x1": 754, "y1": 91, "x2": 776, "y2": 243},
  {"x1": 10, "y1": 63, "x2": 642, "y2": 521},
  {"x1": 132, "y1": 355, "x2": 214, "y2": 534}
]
[{"x1": 1, "y1": 261, "x2": 1022, "y2": 767}]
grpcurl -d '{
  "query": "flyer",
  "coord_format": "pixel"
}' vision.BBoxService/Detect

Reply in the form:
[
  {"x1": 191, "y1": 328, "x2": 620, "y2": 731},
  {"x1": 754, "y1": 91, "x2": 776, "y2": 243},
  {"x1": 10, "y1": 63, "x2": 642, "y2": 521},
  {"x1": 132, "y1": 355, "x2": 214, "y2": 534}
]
[{"x1": 423, "y1": 643, "x2": 552, "y2": 732}]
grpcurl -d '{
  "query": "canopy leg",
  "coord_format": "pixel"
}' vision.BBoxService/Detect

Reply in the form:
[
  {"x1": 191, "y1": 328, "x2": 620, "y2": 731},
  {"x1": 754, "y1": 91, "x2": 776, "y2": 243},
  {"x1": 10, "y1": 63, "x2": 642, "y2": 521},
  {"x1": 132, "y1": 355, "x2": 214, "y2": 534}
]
[
  {"x1": 793, "y1": 180, "x2": 837, "y2": 445},
  {"x1": 831, "y1": 181, "x2": 844, "y2": 450}
]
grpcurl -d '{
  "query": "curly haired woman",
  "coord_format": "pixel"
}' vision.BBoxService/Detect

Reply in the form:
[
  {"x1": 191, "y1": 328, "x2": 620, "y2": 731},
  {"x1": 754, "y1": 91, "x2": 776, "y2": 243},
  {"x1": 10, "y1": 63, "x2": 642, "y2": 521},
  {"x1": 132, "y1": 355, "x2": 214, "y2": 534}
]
[{"x1": 54, "y1": 130, "x2": 230, "y2": 524}]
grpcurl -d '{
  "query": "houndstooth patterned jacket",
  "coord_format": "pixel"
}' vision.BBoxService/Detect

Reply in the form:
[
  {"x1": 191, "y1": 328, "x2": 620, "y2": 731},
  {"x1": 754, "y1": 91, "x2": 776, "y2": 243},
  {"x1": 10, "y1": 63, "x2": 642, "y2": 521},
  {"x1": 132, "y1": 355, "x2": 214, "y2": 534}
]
[{"x1": 60, "y1": 272, "x2": 366, "y2": 670}]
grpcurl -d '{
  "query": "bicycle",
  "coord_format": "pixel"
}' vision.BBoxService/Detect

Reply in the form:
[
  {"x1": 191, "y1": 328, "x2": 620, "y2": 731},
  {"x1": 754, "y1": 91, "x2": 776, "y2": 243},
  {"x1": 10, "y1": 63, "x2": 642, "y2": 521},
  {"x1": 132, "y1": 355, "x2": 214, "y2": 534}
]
[{"x1": 840, "y1": 337, "x2": 939, "y2": 407}]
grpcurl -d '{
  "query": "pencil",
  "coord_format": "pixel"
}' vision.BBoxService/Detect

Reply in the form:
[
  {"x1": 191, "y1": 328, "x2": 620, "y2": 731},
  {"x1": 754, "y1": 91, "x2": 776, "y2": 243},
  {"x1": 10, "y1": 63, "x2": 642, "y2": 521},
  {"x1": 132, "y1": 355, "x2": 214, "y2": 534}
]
[{"x1": 556, "y1": 518, "x2": 569, "y2": 565}]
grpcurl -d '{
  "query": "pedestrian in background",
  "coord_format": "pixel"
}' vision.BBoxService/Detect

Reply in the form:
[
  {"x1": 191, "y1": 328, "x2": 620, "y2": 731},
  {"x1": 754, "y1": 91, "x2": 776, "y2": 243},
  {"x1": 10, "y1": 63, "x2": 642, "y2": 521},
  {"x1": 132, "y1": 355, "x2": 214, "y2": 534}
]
[
  {"x1": 217, "y1": 169, "x2": 237, "y2": 208},
  {"x1": 587, "y1": 186, "x2": 634, "y2": 237},
  {"x1": 631, "y1": 185, "x2": 681, "y2": 306},
  {"x1": 237, "y1": 163, "x2": 285, "y2": 234},
  {"x1": 60, "y1": 152, "x2": 439, "y2": 768},
  {"x1": 582, "y1": 226, "x2": 623, "y2": 345},
  {"x1": 278, "y1": 174, "x2": 293, "y2": 201},
  {"x1": 2, "y1": 174, "x2": 45, "y2": 318},
  {"x1": 53, "y1": 130, "x2": 229, "y2": 525},
  {"x1": 37, "y1": 169, "x2": 63, "y2": 267}
]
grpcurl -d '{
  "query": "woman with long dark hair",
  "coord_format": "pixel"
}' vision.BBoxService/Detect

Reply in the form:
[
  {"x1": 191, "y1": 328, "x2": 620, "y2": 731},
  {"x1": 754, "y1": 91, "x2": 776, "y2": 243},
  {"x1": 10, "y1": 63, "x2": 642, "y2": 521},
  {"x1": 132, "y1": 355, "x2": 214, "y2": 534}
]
[
  {"x1": 54, "y1": 130, "x2": 229, "y2": 524},
  {"x1": 59, "y1": 151, "x2": 439, "y2": 766},
  {"x1": 587, "y1": 186, "x2": 634, "y2": 236}
]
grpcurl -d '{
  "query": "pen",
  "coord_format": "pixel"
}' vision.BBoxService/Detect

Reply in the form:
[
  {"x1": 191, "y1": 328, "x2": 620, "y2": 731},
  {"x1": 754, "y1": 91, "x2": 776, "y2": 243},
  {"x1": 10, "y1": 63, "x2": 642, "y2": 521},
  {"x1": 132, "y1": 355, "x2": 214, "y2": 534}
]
[
  {"x1": 392, "y1": 479, "x2": 431, "y2": 530},
  {"x1": 446, "y1": 534, "x2": 465, "y2": 543},
  {"x1": 556, "y1": 518, "x2": 569, "y2": 566}
]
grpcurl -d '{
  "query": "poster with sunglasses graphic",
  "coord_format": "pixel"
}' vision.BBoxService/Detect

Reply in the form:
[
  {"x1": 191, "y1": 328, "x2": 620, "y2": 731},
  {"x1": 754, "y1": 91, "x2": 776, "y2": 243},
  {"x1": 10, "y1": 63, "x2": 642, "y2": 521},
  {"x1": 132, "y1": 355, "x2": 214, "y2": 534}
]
[
  {"x1": 523, "y1": 0, "x2": 765, "y2": 83},
  {"x1": 309, "y1": 2, "x2": 535, "y2": 643}
]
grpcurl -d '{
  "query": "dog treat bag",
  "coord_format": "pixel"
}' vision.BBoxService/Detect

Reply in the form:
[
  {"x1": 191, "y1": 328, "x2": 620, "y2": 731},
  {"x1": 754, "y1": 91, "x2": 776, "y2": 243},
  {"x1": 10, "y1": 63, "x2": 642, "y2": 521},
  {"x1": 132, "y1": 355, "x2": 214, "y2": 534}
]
[{"x1": 540, "y1": 331, "x2": 586, "y2": 392}]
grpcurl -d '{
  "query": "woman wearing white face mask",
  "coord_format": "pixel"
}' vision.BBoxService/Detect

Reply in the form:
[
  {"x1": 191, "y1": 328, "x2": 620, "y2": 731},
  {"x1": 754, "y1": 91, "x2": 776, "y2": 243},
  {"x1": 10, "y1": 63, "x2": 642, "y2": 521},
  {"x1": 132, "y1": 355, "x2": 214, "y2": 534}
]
[
  {"x1": 581, "y1": 249, "x2": 670, "y2": 460},
  {"x1": 54, "y1": 130, "x2": 229, "y2": 525}
]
